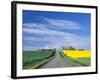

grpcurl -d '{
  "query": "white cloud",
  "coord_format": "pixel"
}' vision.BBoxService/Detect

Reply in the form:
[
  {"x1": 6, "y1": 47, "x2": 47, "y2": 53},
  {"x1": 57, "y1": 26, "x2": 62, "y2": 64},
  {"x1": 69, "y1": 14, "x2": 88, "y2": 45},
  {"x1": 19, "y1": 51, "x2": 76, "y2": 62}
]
[
  {"x1": 23, "y1": 17, "x2": 83, "y2": 31},
  {"x1": 23, "y1": 17, "x2": 90, "y2": 51},
  {"x1": 23, "y1": 23, "x2": 48, "y2": 30},
  {"x1": 23, "y1": 27, "x2": 76, "y2": 36},
  {"x1": 23, "y1": 28, "x2": 90, "y2": 50},
  {"x1": 23, "y1": 46, "x2": 43, "y2": 51},
  {"x1": 44, "y1": 18, "x2": 81, "y2": 30}
]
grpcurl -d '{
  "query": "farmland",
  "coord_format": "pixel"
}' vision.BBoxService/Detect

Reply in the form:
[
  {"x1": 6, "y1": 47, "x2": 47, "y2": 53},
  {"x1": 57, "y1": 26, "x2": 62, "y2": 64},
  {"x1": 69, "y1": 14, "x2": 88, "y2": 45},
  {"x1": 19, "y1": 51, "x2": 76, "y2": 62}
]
[
  {"x1": 23, "y1": 49, "x2": 91, "y2": 69},
  {"x1": 61, "y1": 50, "x2": 91, "y2": 66},
  {"x1": 23, "y1": 49, "x2": 55, "y2": 69}
]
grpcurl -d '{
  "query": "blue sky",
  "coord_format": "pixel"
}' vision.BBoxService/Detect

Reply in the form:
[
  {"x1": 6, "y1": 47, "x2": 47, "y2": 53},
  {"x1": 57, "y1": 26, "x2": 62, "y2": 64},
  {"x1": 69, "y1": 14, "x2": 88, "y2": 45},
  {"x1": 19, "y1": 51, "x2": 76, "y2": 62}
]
[{"x1": 23, "y1": 10, "x2": 91, "y2": 51}]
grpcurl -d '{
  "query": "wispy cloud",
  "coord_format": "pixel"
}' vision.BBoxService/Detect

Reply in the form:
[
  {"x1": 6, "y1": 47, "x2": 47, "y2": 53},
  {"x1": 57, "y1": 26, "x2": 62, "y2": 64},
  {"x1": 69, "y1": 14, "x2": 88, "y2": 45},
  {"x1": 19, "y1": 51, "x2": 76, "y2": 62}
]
[
  {"x1": 23, "y1": 17, "x2": 90, "y2": 51},
  {"x1": 23, "y1": 17, "x2": 83, "y2": 31},
  {"x1": 23, "y1": 27, "x2": 77, "y2": 36},
  {"x1": 44, "y1": 18, "x2": 81, "y2": 30}
]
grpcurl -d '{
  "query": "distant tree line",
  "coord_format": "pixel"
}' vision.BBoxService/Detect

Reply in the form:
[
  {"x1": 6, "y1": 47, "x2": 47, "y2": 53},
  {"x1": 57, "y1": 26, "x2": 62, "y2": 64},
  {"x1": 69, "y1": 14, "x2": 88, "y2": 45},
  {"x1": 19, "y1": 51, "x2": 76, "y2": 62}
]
[{"x1": 62, "y1": 45, "x2": 84, "y2": 50}]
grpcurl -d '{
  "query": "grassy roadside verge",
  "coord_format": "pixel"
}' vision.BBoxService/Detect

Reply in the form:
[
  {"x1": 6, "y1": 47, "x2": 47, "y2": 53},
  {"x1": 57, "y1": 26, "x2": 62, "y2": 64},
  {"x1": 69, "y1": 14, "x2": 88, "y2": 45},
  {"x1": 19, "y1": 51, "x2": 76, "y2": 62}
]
[
  {"x1": 23, "y1": 49, "x2": 56, "y2": 69},
  {"x1": 23, "y1": 56, "x2": 55, "y2": 69},
  {"x1": 60, "y1": 51, "x2": 87, "y2": 67}
]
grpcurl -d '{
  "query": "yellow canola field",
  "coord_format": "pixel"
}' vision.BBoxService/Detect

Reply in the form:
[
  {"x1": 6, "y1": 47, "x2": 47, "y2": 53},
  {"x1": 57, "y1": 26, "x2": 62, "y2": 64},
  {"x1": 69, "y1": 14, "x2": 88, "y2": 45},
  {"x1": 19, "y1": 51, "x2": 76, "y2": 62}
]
[{"x1": 63, "y1": 50, "x2": 91, "y2": 58}]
